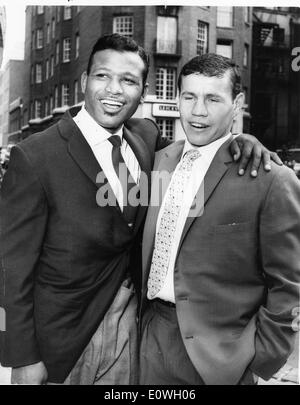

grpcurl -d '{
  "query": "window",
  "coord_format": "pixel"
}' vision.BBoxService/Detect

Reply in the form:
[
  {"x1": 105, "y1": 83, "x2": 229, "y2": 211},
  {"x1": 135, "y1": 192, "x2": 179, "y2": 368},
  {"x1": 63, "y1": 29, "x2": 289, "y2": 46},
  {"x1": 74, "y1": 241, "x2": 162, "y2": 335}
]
[
  {"x1": 217, "y1": 7, "x2": 233, "y2": 28},
  {"x1": 37, "y1": 6, "x2": 44, "y2": 15},
  {"x1": 31, "y1": 65, "x2": 34, "y2": 84},
  {"x1": 45, "y1": 98, "x2": 48, "y2": 116},
  {"x1": 55, "y1": 41, "x2": 60, "y2": 64},
  {"x1": 244, "y1": 7, "x2": 250, "y2": 24},
  {"x1": 63, "y1": 38, "x2": 71, "y2": 62},
  {"x1": 156, "y1": 68, "x2": 176, "y2": 100},
  {"x1": 52, "y1": 18, "x2": 55, "y2": 39},
  {"x1": 216, "y1": 41, "x2": 233, "y2": 59},
  {"x1": 113, "y1": 16, "x2": 133, "y2": 38},
  {"x1": 45, "y1": 59, "x2": 49, "y2": 80},
  {"x1": 50, "y1": 56, "x2": 54, "y2": 76},
  {"x1": 54, "y1": 86, "x2": 59, "y2": 108},
  {"x1": 50, "y1": 95, "x2": 54, "y2": 113},
  {"x1": 61, "y1": 84, "x2": 69, "y2": 106},
  {"x1": 35, "y1": 63, "x2": 42, "y2": 83},
  {"x1": 46, "y1": 24, "x2": 50, "y2": 44},
  {"x1": 22, "y1": 109, "x2": 28, "y2": 127},
  {"x1": 31, "y1": 31, "x2": 34, "y2": 50},
  {"x1": 75, "y1": 34, "x2": 80, "y2": 58},
  {"x1": 34, "y1": 100, "x2": 42, "y2": 118},
  {"x1": 64, "y1": 6, "x2": 72, "y2": 20},
  {"x1": 156, "y1": 119, "x2": 175, "y2": 141},
  {"x1": 197, "y1": 21, "x2": 208, "y2": 55},
  {"x1": 243, "y1": 44, "x2": 249, "y2": 67},
  {"x1": 56, "y1": 7, "x2": 60, "y2": 22},
  {"x1": 36, "y1": 29, "x2": 43, "y2": 49},
  {"x1": 74, "y1": 80, "x2": 79, "y2": 104},
  {"x1": 156, "y1": 16, "x2": 177, "y2": 54}
]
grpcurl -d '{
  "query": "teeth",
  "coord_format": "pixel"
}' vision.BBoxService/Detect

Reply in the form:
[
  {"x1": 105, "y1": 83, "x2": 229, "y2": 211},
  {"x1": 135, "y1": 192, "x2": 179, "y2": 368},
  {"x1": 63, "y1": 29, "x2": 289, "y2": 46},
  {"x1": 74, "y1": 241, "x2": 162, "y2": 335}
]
[
  {"x1": 191, "y1": 123, "x2": 208, "y2": 128},
  {"x1": 101, "y1": 99, "x2": 123, "y2": 107}
]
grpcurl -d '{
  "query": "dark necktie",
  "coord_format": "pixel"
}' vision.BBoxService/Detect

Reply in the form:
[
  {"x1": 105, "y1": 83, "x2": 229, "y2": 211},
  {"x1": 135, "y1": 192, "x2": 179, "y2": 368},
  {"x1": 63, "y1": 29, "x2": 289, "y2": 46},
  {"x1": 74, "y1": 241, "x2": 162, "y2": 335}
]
[{"x1": 108, "y1": 135, "x2": 139, "y2": 225}]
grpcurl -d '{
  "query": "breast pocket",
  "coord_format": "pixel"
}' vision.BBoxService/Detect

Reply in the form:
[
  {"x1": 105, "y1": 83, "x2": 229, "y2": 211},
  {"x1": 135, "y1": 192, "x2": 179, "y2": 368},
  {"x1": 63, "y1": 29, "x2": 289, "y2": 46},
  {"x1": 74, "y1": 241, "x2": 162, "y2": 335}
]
[
  {"x1": 212, "y1": 222, "x2": 256, "y2": 246},
  {"x1": 212, "y1": 222, "x2": 252, "y2": 234}
]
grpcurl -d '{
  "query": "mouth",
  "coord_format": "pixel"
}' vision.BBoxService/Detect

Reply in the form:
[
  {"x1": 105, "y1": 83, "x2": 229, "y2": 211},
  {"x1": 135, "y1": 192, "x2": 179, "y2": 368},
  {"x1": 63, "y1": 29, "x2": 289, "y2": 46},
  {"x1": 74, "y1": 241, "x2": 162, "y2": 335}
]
[
  {"x1": 190, "y1": 122, "x2": 210, "y2": 130},
  {"x1": 100, "y1": 99, "x2": 124, "y2": 112}
]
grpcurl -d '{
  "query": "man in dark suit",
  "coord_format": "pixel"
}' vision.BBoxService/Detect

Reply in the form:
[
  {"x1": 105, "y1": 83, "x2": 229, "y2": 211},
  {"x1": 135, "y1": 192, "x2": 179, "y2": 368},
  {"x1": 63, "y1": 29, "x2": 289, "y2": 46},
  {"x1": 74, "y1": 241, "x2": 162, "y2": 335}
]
[
  {"x1": 0, "y1": 35, "x2": 280, "y2": 385},
  {"x1": 140, "y1": 54, "x2": 300, "y2": 385}
]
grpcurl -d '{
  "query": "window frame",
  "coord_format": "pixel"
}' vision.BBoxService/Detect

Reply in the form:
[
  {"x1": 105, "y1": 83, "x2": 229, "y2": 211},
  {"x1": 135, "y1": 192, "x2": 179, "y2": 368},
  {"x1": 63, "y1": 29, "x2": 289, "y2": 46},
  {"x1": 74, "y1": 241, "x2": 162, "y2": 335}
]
[
  {"x1": 216, "y1": 6, "x2": 233, "y2": 28},
  {"x1": 113, "y1": 15, "x2": 134, "y2": 38},
  {"x1": 63, "y1": 38, "x2": 71, "y2": 63},
  {"x1": 35, "y1": 63, "x2": 42, "y2": 84},
  {"x1": 61, "y1": 83, "x2": 70, "y2": 106},
  {"x1": 63, "y1": 6, "x2": 72, "y2": 20},
  {"x1": 36, "y1": 29, "x2": 43, "y2": 49},
  {"x1": 197, "y1": 21, "x2": 209, "y2": 56},
  {"x1": 156, "y1": 67, "x2": 177, "y2": 100}
]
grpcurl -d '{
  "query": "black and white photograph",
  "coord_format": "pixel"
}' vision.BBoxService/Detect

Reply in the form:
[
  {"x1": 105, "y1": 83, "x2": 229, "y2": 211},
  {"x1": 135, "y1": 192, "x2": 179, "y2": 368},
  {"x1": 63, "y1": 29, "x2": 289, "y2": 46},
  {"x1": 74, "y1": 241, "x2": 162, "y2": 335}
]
[{"x1": 0, "y1": 0, "x2": 299, "y2": 387}]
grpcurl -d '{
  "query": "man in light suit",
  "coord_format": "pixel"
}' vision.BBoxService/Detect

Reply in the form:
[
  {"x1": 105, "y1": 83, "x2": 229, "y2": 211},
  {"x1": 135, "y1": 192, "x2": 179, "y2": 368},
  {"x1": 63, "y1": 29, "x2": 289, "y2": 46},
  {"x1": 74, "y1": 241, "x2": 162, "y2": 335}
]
[
  {"x1": 0, "y1": 33, "x2": 280, "y2": 385},
  {"x1": 140, "y1": 53, "x2": 300, "y2": 385}
]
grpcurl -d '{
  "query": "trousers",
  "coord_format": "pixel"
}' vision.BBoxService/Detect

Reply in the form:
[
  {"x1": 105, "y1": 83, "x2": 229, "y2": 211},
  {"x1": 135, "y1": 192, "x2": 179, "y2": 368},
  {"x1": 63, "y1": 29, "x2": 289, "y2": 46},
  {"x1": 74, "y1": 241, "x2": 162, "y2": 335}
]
[
  {"x1": 140, "y1": 299, "x2": 258, "y2": 385},
  {"x1": 48, "y1": 278, "x2": 138, "y2": 385}
]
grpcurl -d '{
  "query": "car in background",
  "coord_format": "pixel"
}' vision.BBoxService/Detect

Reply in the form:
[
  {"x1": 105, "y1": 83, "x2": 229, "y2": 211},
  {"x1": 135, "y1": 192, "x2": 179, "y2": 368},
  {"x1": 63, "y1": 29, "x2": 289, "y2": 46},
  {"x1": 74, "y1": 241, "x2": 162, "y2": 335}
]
[{"x1": 276, "y1": 148, "x2": 300, "y2": 179}]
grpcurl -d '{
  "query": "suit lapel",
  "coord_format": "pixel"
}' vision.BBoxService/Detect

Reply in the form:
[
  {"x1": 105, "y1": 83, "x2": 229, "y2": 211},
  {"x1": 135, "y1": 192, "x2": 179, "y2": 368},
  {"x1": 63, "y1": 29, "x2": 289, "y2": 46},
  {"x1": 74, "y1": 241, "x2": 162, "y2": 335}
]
[
  {"x1": 177, "y1": 137, "x2": 234, "y2": 253},
  {"x1": 58, "y1": 112, "x2": 105, "y2": 188},
  {"x1": 142, "y1": 141, "x2": 185, "y2": 284}
]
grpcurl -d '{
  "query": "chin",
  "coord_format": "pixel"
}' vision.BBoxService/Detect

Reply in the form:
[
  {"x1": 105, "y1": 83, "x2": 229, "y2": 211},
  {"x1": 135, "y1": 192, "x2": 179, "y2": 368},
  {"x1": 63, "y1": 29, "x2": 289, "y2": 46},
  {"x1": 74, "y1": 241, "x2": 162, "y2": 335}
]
[{"x1": 188, "y1": 137, "x2": 207, "y2": 147}]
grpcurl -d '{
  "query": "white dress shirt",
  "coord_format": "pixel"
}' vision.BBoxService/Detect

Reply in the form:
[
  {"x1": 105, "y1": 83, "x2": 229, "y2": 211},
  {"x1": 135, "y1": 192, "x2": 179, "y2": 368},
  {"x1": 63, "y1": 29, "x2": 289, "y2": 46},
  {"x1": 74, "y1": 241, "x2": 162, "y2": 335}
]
[
  {"x1": 149, "y1": 133, "x2": 232, "y2": 303},
  {"x1": 73, "y1": 105, "x2": 140, "y2": 210}
]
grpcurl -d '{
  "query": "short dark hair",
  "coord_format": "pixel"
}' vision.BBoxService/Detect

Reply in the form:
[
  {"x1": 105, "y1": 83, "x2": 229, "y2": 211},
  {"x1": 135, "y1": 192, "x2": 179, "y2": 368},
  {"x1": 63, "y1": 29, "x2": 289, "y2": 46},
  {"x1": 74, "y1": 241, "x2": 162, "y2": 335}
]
[
  {"x1": 177, "y1": 53, "x2": 242, "y2": 99},
  {"x1": 86, "y1": 33, "x2": 150, "y2": 87}
]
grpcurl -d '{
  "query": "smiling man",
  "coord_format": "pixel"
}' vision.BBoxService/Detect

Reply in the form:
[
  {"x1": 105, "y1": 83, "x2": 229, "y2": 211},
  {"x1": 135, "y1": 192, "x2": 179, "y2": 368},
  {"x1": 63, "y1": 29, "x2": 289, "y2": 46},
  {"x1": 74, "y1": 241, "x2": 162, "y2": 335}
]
[
  {"x1": 0, "y1": 35, "x2": 282, "y2": 385},
  {"x1": 140, "y1": 53, "x2": 300, "y2": 385}
]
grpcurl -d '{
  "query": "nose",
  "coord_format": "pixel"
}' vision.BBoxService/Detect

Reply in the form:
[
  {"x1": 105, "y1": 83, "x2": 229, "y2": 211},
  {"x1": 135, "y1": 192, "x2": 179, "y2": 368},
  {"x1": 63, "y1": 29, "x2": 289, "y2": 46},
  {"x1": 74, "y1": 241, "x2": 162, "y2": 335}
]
[
  {"x1": 106, "y1": 77, "x2": 123, "y2": 95},
  {"x1": 192, "y1": 98, "x2": 208, "y2": 117}
]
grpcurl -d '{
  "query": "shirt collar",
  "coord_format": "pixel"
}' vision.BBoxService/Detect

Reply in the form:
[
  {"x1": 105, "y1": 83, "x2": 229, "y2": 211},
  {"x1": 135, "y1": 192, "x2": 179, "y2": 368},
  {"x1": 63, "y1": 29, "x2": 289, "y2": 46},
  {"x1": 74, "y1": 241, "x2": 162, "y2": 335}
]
[
  {"x1": 73, "y1": 105, "x2": 124, "y2": 147},
  {"x1": 182, "y1": 132, "x2": 232, "y2": 161}
]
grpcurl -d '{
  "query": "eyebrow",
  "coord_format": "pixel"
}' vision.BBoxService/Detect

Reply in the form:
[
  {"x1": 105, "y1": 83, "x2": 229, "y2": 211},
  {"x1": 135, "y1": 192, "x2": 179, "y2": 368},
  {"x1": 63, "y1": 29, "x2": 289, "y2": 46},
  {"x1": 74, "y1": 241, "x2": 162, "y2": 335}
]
[
  {"x1": 206, "y1": 93, "x2": 223, "y2": 99},
  {"x1": 91, "y1": 67, "x2": 140, "y2": 80},
  {"x1": 181, "y1": 91, "x2": 223, "y2": 99},
  {"x1": 181, "y1": 91, "x2": 196, "y2": 96}
]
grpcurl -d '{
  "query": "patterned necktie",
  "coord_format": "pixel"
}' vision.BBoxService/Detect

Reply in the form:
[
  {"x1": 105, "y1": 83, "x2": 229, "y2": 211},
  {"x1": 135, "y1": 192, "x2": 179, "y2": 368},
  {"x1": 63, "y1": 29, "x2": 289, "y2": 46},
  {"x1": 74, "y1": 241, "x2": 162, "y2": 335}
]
[
  {"x1": 108, "y1": 135, "x2": 139, "y2": 225},
  {"x1": 147, "y1": 149, "x2": 201, "y2": 299}
]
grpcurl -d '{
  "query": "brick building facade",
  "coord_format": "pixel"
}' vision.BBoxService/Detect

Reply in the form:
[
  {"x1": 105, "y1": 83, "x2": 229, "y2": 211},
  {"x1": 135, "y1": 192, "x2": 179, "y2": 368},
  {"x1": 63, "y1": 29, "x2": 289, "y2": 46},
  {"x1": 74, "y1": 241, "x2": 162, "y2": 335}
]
[
  {"x1": 251, "y1": 7, "x2": 300, "y2": 149},
  {"x1": 11, "y1": 5, "x2": 253, "y2": 143}
]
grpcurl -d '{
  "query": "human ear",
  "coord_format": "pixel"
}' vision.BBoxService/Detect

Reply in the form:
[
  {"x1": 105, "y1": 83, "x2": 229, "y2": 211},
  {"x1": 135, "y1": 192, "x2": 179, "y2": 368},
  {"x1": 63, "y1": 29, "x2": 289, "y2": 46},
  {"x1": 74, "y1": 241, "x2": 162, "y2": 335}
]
[
  {"x1": 140, "y1": 83, "x2": 149, "y2": 104},
  {"x1": 233, "y1": 93, "x2": 245, "y2": 118},
  {"x1": 81, "y1": 71, "x2": 88, "y2": 94}
]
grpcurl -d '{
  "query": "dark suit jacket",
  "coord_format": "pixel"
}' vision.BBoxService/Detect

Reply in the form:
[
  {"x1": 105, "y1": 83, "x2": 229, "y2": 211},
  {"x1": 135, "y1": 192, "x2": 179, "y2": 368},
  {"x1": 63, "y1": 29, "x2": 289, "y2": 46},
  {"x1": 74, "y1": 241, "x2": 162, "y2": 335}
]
[
  {"x1": 0, "y1": 110, "x2": 169, "y2": 383},
  {"x1": 142, "y1": 138, "x2": 300, "y2": 385}
]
